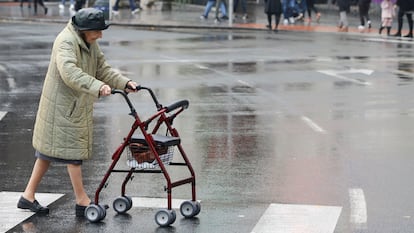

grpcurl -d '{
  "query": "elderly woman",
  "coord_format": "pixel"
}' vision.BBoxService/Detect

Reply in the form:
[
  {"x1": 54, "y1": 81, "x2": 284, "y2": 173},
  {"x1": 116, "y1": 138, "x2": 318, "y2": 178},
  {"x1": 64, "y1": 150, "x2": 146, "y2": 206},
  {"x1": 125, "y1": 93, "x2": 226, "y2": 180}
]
[{"x1": 17, "y1": 8, "x2": 138, "y2": 217}]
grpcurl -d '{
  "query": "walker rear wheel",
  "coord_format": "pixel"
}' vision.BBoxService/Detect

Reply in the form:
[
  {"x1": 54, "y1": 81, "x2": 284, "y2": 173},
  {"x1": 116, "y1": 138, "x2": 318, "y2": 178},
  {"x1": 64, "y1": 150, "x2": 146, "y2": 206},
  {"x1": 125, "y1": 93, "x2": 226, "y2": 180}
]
[
  {"x1": 180, "y1": 200, "x2": 200, "y2": 218},
  {"x1": 113, "y1": 196, "x2": 132, "y2": 214},
  {"x1": 155, "y1": 209, "x2": 176, "y2": 226}
]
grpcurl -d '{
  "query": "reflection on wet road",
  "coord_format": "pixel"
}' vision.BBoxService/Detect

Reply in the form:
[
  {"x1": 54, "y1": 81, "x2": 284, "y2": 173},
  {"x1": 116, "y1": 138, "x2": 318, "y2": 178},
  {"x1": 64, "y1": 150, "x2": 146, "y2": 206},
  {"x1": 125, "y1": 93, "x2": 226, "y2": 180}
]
[{"x1": 1, "y1": 22, "x2": 414, "y2": 232}]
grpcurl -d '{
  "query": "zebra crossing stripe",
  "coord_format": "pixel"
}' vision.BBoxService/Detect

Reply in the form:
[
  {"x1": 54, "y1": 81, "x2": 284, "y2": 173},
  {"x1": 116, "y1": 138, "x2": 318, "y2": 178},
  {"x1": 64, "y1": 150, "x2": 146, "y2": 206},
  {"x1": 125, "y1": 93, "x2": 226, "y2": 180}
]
[
  {"x1": 0, "y1": 191, "x2": 64, "y2": 233},
  {"x1": 251, "y1": 203, "x2": 342, "y2": 233},
  {"x1": 0, "y1": 111, "x2": 7, "y2": 121}
]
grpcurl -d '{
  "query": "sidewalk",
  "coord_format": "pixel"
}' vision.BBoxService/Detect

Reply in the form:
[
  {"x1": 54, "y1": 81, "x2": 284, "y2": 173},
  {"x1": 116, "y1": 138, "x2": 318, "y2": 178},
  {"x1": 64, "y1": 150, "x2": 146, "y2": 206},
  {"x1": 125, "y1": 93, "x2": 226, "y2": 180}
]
[{"x1": 0, "y1": 1, "x2": 404, "y2": 35}]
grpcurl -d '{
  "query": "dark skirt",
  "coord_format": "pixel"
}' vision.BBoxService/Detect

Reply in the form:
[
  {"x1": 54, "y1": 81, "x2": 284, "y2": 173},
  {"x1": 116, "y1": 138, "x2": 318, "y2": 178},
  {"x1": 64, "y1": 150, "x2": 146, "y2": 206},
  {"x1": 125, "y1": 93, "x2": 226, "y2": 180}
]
[{"x1": 35, "y1": 150, "x2": 83, "y2": 165}]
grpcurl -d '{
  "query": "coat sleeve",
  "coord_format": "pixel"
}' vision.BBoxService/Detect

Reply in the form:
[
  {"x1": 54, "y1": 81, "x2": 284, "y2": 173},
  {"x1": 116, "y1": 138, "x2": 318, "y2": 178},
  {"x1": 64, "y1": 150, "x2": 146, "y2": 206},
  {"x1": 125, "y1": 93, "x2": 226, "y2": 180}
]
[{"x1": 55, "y1": 39, "x2": 104, "y2": 98}]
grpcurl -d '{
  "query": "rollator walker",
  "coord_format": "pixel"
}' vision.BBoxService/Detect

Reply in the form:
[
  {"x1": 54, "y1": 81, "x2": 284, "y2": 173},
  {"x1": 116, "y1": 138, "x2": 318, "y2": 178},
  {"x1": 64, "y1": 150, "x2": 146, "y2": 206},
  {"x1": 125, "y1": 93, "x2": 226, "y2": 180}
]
[{"x1": 84, "y1": 86, "x2": 200, "y2": 226}]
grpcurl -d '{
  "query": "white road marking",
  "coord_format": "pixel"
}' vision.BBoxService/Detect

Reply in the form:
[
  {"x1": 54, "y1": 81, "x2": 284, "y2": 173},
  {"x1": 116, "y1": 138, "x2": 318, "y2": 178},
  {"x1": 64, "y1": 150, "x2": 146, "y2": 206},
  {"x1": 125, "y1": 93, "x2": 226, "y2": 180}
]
[
  {"x1": 251, "y1": 203, "x2": 342, "y2": 233},
  {"x1": 393, "y1": 70, "x2": 414, "y2": 78},
  {"x1": 237, "y1": 79, "x2": 254, "y2": 88},
  {"x1": 301, "y1": 116, "x2": 326, "y2": 133},
  {"x1": 132, "y1": 197, "x2": 199, "y2": 209},
  {"x1": 349, "y1": 188, "x2": 367, "y2": 227},
  {"x1": 318, "y1": 69, "x2": 372, "y2": 86},
  {"x1": 0, "y1": 192, "x2": 64, "y2": 233},
  {"x1": 364, "y1": 37, "x2": 414, "y2": 44},
  {"x1": 0, "y1": 111, "x2": 7, "y2": 121}
]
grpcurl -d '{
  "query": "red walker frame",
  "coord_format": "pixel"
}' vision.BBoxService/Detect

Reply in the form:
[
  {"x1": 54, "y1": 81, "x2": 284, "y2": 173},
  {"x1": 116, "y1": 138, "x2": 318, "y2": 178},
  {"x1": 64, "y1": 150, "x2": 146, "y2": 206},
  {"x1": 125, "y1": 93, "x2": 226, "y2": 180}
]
[{"x1": 84, "y1": 86, "x2": 200, "y2": 226}]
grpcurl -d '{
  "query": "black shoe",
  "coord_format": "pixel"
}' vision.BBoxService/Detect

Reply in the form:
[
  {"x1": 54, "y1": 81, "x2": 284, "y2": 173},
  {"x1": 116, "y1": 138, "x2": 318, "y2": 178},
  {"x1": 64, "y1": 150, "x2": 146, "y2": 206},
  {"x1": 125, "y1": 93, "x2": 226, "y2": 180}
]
[
  {"x1": 379, "y1": 26, "x2": 384, "y2": 35},
  {"x1": 220, "y1": 15, "x2": 229, "y2": 20},
  {"x1": 17, "y1": 196, "x2": 49, "y2": 214},
  {"x1": 266, "y1": 24, "x2": 271, "y2": 30},
  {"x1": 75, "y1": 204, "x2": 87, "y2": 217},
  {"x1": 403, "y1": 33, "x2": 413, "y2": 38},
  {"x1": 392, "y1": 32, "x2": 401, "y2": 37}
]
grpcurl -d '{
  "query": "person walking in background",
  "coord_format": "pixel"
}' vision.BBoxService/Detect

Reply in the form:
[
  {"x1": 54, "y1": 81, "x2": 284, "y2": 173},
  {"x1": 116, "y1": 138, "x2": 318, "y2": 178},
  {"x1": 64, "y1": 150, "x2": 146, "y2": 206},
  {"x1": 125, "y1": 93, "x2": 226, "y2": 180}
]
[
  {"x1": 295, "y1": 0, "x2": 306, "y2": 22},
  {"x1": 233, "y1": 0, "x2": 248, "y2": 20},
  {"x1": 305, "y1": 0, "x2": 321, "y2": 23},
  {"x1": 282, "y1": 0, "x2": 296, "y2": 24},
  {"x1": 59, "y1": 0, "x2": 74, "y2": 10},
  {"x1": 33, "y1": 0, "x2": 48, "y2": 15},
  {"x1": 379, "y1": 0, "x2": 395, "y2": 35},
  {"x1": 112, "y1": 0, "x2": 141, "y2": 15},
  {"x1": 264, "y1": 0, "x2": 282, "y2": 31},
  {"x1": 392, "y1": 0, "x2": 413, "y2": 38},
  {"x1": 214, "y1": 0, "x2": 229, "y2": 22},
  {"x1": 200, "y1": 0, "x2": 228, "y2": 21},
  {"x1": 16, "y1": 8, "x2": 138, "y2": 217},
  {"x1": 74, "y1": 0, "x2": 86, "y2": 11},
  {"x1": 334, "y1": 0, "x2": 350, "y2": 32},
  {"x1": 20, "y1": 0, "x2": 31, "y2": 9},
  {"x1": 358, "y1": 0, "x2": 372, "y2": 31}
]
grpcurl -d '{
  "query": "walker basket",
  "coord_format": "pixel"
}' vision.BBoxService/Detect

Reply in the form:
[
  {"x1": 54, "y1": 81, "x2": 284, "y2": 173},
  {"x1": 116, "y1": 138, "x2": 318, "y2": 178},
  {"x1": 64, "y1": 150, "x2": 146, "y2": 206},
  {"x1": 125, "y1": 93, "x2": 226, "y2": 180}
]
[{"x1": 126, "y1": 134, "x2": 180, "y2": 169}]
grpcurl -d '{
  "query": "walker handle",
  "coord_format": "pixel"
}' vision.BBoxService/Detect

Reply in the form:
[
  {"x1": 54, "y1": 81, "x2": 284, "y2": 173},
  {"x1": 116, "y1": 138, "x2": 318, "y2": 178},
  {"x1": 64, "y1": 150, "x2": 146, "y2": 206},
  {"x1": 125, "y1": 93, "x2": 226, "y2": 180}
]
[{"x1": 165, "y1": 100, "x2": 189, "y2": 113}]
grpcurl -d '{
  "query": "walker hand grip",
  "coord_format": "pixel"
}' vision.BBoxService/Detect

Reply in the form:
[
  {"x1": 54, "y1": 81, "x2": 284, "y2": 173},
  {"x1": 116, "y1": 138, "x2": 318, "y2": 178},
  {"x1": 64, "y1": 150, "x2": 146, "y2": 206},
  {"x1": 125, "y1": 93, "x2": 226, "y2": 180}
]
[{"x1": 165, "y1": 100, "x2": 189, "y2": 113}]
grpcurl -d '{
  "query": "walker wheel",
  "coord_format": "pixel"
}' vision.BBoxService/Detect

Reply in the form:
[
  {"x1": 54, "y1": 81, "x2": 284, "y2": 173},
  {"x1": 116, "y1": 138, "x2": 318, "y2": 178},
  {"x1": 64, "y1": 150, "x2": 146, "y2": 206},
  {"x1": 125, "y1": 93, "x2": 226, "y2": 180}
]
[
  {"x1": 155, "y1": 209, "x2": 176, "y2": 226},
  {"x1": 85, "y1": 204, "x2": 106, "y2": 223},
  {"x1": 180, "y1": 200, "x2": 200, "y2": 218},
  {"x1": 124, "y1": 195, "x2": 133, "y2": 207},
  {"x1": 113, "y1": 196, "x2": 132, "y2": 214},
  {"x1": 194, "y1": 201, "x2": 201, "y2": 216}
]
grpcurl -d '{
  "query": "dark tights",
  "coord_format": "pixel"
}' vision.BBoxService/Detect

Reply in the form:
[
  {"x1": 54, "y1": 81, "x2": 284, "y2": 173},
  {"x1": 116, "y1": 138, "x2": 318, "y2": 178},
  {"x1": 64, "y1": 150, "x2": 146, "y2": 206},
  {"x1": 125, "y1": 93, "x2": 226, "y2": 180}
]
[
  {"x1": 396, "y1": 10, "x2": 413, "y2": 35},
  {"x1": 267, "y1": 13, "x2": 281, "y2": 30},
  {"x1": 33, "y1": 0, "x2": 47, "y2": 14}
]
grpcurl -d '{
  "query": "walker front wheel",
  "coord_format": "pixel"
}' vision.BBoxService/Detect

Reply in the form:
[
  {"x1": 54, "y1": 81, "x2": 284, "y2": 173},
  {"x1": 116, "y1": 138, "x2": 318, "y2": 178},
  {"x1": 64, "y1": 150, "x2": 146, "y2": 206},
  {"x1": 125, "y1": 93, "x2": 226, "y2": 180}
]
[{"x1": 85, "y1": 204, "x2": 106, "y2": 223}]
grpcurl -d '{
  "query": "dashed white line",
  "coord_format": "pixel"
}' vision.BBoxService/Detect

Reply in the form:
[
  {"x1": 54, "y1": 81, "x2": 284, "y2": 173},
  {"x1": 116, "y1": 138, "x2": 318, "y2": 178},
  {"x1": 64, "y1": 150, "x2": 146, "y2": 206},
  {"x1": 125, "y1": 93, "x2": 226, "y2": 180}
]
[
  {"x1": 301, "y1": 116, "x2": 326, "y2": 133},
  {"x1": 349, "y1": 188, "x2": 367, "y2": 227},
  {"x1": 237, "y1": 79, "x2": 254, "y2": 88},
  {"x1": 318, "y1": 70, "x2": 372, "y2": 86},
  {"x1": 0, "y1": 111, "x2": 7, "y2": 121},
  {"x1": 251, "y1": 203, "x2": 342, "y2": 233}
]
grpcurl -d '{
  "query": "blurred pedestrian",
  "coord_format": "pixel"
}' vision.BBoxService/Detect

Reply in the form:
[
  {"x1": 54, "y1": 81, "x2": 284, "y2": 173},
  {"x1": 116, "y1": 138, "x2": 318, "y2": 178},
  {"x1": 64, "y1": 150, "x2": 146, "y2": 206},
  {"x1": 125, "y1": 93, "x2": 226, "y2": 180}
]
[
  {"x1": 358, "y1": 0, "x2": 372, "y2": 31},
  {"x1": 306, "y1": 0, "x2": 321, "y2": 23},
  {"x1": 74, "y1": 0, "x2": 85, "y2": 11},
  {"x1": 233, "y1": 0, "x2": 248, "y2": 20},
  {"x1": 265, "y1": 0, "x2": 282, "y2": 31},
  {"x1": 392, "y1": 0, "x2": 413, "y2": 37},
  {"x1": 215, "y1": 0, "x2": 229, "y2": 22},
  {"x1": 59, "y1": 0, "x2": 74, "y2": 10},
  {"x1": 112, "y1": 0, "x2": 141, "y2": 15},
  {"x1": 282, "y1": 0, "x2": 297, "y2": 24},
  {"x1": 17, "y1": 8, "x2": 138, "y2": 217},
  {"x1": 379, "y1": 0, "x2": 395, "y2": 35},
  {"x1": 200, "y1": 0, "x2": 228, "y2": 21},
  {"x1": 33, "y1": 0, "x2": 48, "y2": 15},
  {"x1": 334, "y1": 0, "x2": 350, "y2": 32},
  {"x1": 20, "y1": 0, "x2": 31, "y2": 9},
  {"x1": 295, "y1": 0, "x2": 306, "y2": 21}
]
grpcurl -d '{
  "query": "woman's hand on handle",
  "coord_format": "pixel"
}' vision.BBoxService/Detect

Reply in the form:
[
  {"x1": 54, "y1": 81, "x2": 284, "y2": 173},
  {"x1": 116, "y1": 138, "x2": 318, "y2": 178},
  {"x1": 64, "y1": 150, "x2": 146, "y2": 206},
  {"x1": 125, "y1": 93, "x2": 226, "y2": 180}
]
[
  {"x1": 99, "y1": 84, "x2": 112, "y2": 96},
  {"x1": 125, "y1": 81, "x2": 139, "y2": 93}
]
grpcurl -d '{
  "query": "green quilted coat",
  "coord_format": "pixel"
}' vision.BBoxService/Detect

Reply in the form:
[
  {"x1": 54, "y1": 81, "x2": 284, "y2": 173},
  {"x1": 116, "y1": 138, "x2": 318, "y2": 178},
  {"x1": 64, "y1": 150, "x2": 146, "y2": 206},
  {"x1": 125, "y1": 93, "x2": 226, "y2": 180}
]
[{"x1": 33, "y1": 21, "x2": 130, "y2": 160}]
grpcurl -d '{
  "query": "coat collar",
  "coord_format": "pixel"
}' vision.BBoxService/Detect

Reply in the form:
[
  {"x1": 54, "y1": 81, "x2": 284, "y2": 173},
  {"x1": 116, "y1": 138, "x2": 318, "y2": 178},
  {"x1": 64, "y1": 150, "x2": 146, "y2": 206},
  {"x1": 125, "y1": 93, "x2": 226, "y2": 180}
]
[{"x1": 67, "y1": 20, "x2": 92, "y2": 52}]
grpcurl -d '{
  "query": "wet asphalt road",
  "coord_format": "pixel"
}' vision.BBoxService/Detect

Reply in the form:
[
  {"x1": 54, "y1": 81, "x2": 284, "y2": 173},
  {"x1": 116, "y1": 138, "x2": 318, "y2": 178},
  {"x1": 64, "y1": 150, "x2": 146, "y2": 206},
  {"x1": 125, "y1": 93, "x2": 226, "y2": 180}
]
[{"x1": 1, "y1": 22, "x2": 414, "y2": 232}]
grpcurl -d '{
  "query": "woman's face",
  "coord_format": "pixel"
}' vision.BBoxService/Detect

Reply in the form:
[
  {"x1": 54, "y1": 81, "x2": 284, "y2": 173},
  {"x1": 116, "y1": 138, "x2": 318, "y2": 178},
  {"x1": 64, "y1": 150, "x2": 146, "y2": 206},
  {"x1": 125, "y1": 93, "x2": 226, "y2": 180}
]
[{"x1": 83, "y1": 30, "x2": 102, "y2": 44}]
